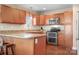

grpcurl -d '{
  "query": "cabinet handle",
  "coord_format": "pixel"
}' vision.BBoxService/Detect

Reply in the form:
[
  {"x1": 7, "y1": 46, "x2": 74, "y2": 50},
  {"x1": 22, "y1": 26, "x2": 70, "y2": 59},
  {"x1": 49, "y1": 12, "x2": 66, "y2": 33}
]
[{"x1": 35, "y1": 38, "x2": 38, "y2": 44}]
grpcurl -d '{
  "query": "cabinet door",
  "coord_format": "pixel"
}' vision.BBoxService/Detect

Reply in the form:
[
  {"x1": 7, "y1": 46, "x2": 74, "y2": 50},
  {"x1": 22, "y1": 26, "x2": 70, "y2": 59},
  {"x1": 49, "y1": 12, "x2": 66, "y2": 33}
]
[
  {"x1": 64, "y1": 25, "x2": 73, "y2": 49},
  {"x1": 33, "y1": 15, "x2": 40, "y2": 26},
  {"x1": 15, "y1": 38, "x2": 34, "y2": 55},
  {"x1": 58, "y1": 31, "x2": 64, "y2": 46},
  {"x1": 19, "y1": 10, "x2": 26, "y2": 24},
  {"x1": 12, "y1": 9, "x2": 19, "y2": 23},
  {"x1": 1, "y1": 5, "x2": 13, "y2": 23},
  {"x1": 40, "y1": 15, "x2": 45, "y2": 25},
  {"x1": 59, "y1": 13, "x2": 64, "y2": 24},
  {"x1": 32, "y1": 14, "x2": 36, "y2": 25},
  {"x1": 34, "y1": 36, "x2": 46, "y2": 55},
  {"x1": 36, "y1": 15, "x2": 40, "y2": 25},
  {"x1": 64, "y1": 11, "x2": 73, "y2": 24},
  {"x1": 1, "y1": 5, "x2": 8, "y2": 22}
]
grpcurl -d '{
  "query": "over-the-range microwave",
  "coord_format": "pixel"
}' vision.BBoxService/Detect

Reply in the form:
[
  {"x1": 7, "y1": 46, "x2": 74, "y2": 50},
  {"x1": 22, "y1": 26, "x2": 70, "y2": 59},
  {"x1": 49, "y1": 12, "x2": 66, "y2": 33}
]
[{"x1": 48, "y1": 18, "x2": 60, "y2": 25}]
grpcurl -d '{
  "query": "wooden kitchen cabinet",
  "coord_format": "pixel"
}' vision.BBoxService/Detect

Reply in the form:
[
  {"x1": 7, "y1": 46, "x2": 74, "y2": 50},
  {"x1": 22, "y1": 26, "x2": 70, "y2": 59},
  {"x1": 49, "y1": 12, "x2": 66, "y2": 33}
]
[
  {"x1": 12, "y1": 8, "x2": 19, "y2": 23},
  {"x1": 34, "y1": 36, "x2": 46, "y2": 55},
  {"x1": 58, "y1": 13, "x2": 64, "y2": 24},
  {"x1": 2, "y1": 34, "x2": 46, "y2": 55},
  {"x1": 19, "y1": 10, "x2": 26, "y2": 24},
  {"x1": 64, "y1": 11, "x2": 73, "y2": 24},
  {"x1": 58, "y1": 31, "x2": 64, "y2": 47},
  {"x1": 14, "y1": 38, "x2": 34, "y2": 55},
  {"x1": 1, "y1": 5, "x2": 13, "y2": 23},
  {"x1": 33, "y1": 15, "x2": 46, "y2": 25},
  {"x1": 64, "y1": 11, "x2": 73, "y2": 49},
  {"x1": 39, "y1": 15, "x2": 45, "y2": 25},
  {"x1": 32, "y1": 15, "x2": 40, "y2": 25},
  {"x1": 0, "y1": 5, "x2": 26, "y2": 24},
  {"x1": 35, "y1": 15, "x2": 40, "y2": 25},
  {"x1": 64, "y1": 25, "x2": 73, "y2": 49}
]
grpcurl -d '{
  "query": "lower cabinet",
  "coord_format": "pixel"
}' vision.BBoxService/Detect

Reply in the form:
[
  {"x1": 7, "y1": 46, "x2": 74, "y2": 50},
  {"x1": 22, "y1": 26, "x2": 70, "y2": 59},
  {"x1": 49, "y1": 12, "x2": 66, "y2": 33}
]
[
  {"x1": 64, "y1": 25, "x2": 73, "y2": 49},
  {"x1": 14, "y1": 38, "x2": 34, "y2": 55},
  {"x1": 12, "y1": 36, "x2": 46, "y2": 55},
  {"x1": 58, "y1": 31, "x2": 64, "y2": 47},
  {"x1": 58, "y1": 25, "x2": 73, "y2": 49},
  {"x1": 4, "y1": 36, "x2": 46, "y2": 55},
  {"x1": 34, "y1": 36, "x2": 46, "y2": 55}
]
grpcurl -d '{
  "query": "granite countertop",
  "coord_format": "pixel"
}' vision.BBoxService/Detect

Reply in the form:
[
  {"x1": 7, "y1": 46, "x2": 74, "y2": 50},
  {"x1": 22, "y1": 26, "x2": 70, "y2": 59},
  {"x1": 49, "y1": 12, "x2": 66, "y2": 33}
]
[{"x1": 0, "y1": 33, "x2": 46, "y2": 39}]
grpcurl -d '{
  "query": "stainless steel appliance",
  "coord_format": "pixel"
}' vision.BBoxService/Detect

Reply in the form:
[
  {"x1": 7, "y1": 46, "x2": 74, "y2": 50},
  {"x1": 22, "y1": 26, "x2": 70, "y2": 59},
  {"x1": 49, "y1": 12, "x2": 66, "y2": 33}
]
[
  {"x1": 48, "y1": 18, "x2": 60, "y2": 25},
  {"x1": 47, "y1": 32, "x2": 58, "y2": 45},
  {"x1": 46, "y1": 28, "x2": 60, "y2": 45}
]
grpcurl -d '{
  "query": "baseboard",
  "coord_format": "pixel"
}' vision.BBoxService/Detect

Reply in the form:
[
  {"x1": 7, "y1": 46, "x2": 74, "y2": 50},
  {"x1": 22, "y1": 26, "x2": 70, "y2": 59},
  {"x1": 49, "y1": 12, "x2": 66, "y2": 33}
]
[
  {"x1": 72, "y1": 47, "x2": 77, "y2": 50},
  {"x1": 72, "y1": 47, "x2": 77, "y2": 55}
]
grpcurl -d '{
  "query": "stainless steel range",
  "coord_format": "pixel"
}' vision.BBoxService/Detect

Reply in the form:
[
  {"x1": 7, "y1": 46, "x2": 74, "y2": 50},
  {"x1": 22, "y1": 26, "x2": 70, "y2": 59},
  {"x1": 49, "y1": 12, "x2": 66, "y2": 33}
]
[{"x1": 46, "y1": 28, "x2": 60, "y2": 45}]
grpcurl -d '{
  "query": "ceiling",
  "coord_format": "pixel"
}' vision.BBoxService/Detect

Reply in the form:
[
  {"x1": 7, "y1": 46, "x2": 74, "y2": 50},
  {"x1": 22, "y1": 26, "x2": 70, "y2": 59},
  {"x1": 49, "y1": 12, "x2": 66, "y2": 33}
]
[{"x1": 5, "y1": 4, "x2": 72, "y2": 12}]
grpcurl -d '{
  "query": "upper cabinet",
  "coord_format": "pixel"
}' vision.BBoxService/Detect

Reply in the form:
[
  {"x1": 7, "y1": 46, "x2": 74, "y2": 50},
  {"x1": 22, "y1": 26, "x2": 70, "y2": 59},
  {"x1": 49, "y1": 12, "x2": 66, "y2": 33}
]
[
  {"x1": 33, "y1": 13, "x2": 64, "y2": 26},
  {"x1": 0, "y1": 5, "x2": 26, "y2": 24},
  {"x1": 1, "y1": 5, "x2": 13, "y2": 23},
  {"x1": 39, "y1": 15, "x2": 45, "y2": 25},
  {"x1": 58, "y1": 13, "x2": 64, "y2": 24},
  {"x1": 54, "y1": 13, "x2": 64, "y2": 24},
  {"x1": 12, "y1": 8, "x2": 19, "y2": 23},
  {"x1": 32, "y1": 14, "x2": 40, "y2": 26},
  {"x1": 32, "y1": 15, "x2": 45, "y2": 26},
  {"x1": 64, "y1": 11, "x2": 73, "y2": 24},
  {"x1": 19, "y1": 9, "x2": 26, "y2": 23}
]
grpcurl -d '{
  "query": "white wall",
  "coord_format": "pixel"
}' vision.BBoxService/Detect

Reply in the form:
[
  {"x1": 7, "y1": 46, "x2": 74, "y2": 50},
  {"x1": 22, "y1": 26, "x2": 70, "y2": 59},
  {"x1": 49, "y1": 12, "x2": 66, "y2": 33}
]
[{"x1": 72, "y1": 5, "x2": 79, "y2": 50}]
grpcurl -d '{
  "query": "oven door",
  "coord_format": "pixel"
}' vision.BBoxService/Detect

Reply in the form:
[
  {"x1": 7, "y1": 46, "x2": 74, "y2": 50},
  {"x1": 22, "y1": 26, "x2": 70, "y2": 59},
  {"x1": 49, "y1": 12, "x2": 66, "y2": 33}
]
[{"x1": 47, "y1": 32, "x2": 58, "y2": 45}]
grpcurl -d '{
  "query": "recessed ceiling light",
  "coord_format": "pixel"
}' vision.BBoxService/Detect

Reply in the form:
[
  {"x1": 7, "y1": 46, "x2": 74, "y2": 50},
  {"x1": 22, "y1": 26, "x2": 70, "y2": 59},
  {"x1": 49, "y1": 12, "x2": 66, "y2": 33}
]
[{"x1": 43, "y1": 8, "x2": 46, "y2": 10}]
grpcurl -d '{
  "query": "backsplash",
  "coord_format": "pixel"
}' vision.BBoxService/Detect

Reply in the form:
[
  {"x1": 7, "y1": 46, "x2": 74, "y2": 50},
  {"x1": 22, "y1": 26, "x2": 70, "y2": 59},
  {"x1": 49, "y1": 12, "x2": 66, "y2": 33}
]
[
  {"x1": 0, "y1": 23, "x2": 25, "y2": 30},
  {"x1": 42, "y1": 25, "x2": 64, "y2": 31},
  {"x1": 0, "y1": 23, "x2": 64, "y2": 31},
  {"x1": 0, "y1": 23, "x2": 40, "y2": 31}
]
